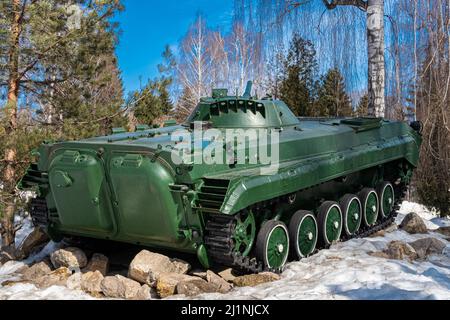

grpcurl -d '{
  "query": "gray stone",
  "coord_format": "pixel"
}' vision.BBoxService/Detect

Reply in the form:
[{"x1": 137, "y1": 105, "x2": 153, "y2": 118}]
[
  {"x1": 21, "y1": 261, "x2": 52, "y2": 281},
  {"x1": 384, "y1": 241, "x2": 418, "y2": 261},
  {"x1": 400, "y1": 213, "x2": 428, "y2": 234},
  {"x1": 176, "y1": 279, "x2": 221, "y2": 297},
  {"x1": 206, "y1": 270, "x2": 232, "y2": 293},
  {"x1": 156, "y1": 273, "x2": 199, "y2": 298},
  {"x1": 81, "y1": 271, "x2": 104, "y2": 296},
  {"x1": 100, "y1": 275, "x2": 142, "y2": 299},
  {"x1": 233, "y1": 272, "x2": 281, "y2": 287},
  {"x1": 17, "y1": 227, "x2": 49, "y2": 259},
  {"x1": 84, "y1": 253, "x2": 109, "y2": 276},
  {"x1": 34, "y1": 267, "x2": 72, "y2": 289},
  {"x1": 128, "y1": 250, "x2": 190, "y2": 285},
  {"x1": 51, "y1": 247, "x2": 88, "y2": 270},
  {"x1": 409, "y1": 237, "x2": 446, "y2": 259}
]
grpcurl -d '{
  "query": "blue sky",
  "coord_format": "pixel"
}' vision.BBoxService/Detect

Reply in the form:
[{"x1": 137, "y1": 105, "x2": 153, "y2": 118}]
[{"x1": 115, "y1": 0, "x2": 233, "y2": 94}]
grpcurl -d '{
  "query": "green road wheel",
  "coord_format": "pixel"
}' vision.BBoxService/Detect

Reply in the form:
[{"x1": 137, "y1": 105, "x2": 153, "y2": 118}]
[
  {"x1": 377, "y1": 182, "x2": 395, "y2": 219},
  {"x1": 318, "y1": 201, "x2": 343, "y2": 246},
  {"x1": 256, "y1": 220, "x2": 289, "y2": 270},
  {"x1": 339, "y1": 194, "x2": 362, "y2": 236},
  {"x1": 232, "y1": 210, "x2": 256, "y2": 257},
  {"x1": 359, "y1": 188, "x2": 379, "y2": 227},
  {"x1": 289, "y1": 210, "x2": 318, "y2": 259}
]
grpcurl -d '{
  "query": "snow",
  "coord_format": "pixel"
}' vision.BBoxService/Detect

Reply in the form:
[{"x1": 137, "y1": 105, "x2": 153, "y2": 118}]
[{"x1": 1, "y1": 201, "x2": 449, "y2": 300}]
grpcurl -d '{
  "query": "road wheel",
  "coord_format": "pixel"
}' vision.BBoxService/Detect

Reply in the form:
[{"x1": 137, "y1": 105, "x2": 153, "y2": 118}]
[
  {"x1": 359, "y1": 188, "x2": 379, "y2": 227},
  {"x1": 339, "y1": 194, "x2": 362, "y2": 236},
  {"x1": 318, "y1": 201, "x2": 343, "y2": 246},
  {"x1": 289, "y1": 210, "x2": 318, "y2": 259},
  {"x1": 256, "y1": 220, "x2": 290, "y2": 270}
]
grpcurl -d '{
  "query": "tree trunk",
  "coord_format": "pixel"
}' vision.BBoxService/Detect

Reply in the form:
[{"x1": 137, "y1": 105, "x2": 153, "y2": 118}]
[
  {"x1": 366, "y1": 0, "x2": 385, "y2": 117},
  {"x1": 1, "y1": 0, "x2": 21, "y2": 248}
]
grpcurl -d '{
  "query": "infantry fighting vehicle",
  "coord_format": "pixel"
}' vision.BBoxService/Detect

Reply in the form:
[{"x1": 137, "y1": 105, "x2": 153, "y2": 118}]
[{"x1": 20, "y1": 82, "x2": 422, "y2": 272}]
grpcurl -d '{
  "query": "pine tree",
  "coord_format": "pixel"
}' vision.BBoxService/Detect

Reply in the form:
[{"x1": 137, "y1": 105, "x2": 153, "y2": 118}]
[
  {"x1": 0, "y1": 0, "x2": 124, "y2": 248},
  {"x1": 132, "y1": 79, "x2": 173, "y2": 126},
  {"x1": 278, "y1": 34, "x2": 317, "y2": 116},
  {"x1": 316, "y1": 68, "x2": 352, "y2": 117},
  {"x1": 354, "y1": 94, "x2": 369, "y2": 117}
]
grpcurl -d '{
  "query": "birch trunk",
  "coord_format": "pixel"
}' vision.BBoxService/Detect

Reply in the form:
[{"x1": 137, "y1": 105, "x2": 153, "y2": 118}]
[
  {"x1": 1, "y1": 0, "x2": 21, "y2": 248},
  {"x1": 366, "y1": 0, "x2": 385, "y2": 117}
]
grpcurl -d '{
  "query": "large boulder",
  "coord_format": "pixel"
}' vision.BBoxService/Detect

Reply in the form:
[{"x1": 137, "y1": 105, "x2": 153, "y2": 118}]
[
  {"x1": 100, "y1": 275, "x2": 143, "y2": 300},
  {"x1": 51, "y1": 247, "x2": 88, "y2": 270},
  {"x1": 21, "y1": 261, "x2": 52, "y2": 281},
  {"x1": 84, "y1": 253, "x2": 109, "y2": 276},
  {"x1": 384, "y1": 241, "x2": 418, "y2": 261},
  {"x1": 233, "y1": 272, "x2": 281, "y2": 287},
  {"x1": 409, "y1": 238, "x2": 446, "y2": 259},
  {"x1": 34, "y1": 267, "x2": 72, "y2": 289},
  {"x1": 435, "y1": 227, "x2": 450, "y2": 238},
  {"x1": 17, "y1": 227, "x2": 49, "y2": 259},
  {"x1": 81, "y1": 271, "x2": 104, "y2": 296},
  {"x1": 399, "y1": 213, "x2": 428, "y2": 234},
  {"x1": 128, "y1": 250, "x2": 190, "y2": 285},
  {"x1": 156, "y1": 273, "x2": 198, "y2": 298},
  {"x1": 176, "y1": 279, "x2": 222, "y2": 297},
  {"x1": 206, "y1": 270, "x2": 232, "y2": 293}
]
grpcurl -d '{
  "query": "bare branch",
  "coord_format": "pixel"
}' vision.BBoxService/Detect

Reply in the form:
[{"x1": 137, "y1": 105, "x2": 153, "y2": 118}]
[{"x1": 321, "y1": 0, "x2": 368, "y2": 11}]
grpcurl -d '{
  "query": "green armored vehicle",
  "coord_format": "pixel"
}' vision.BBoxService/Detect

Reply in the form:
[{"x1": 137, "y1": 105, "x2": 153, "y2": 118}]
[{"x1": 20, "y1": 83, "x2": 422, "y2": 272}]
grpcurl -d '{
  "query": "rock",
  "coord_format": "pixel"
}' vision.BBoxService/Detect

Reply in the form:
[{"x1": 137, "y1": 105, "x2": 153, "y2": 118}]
[
  {"x1": 84, "y1": 253, "x2": 109, "y2": 276},
  {"x1": 369, "y1": 251, "x2": 390, "y2": 259},
  {"x1": 384, "y1": 241, "x2": 418, "y2": 261},
  {"x1": 21, "y1": 261, "x2": 52, "y2": 281},
  {"x1": 81, "y1": 271, "x2": 104, "y2": 295},
  {"x1": 190, "y1": 270, "x2": 207, "y2": 279},
  {"x1": 218, "y1": 268, "x2": 238, "y2": 283},
  {"x1": 51, "y1": 247, "x2": 88, "y2": 270},
  {"x1": 400, "y1": 213, "x2": 428, "y2": 234},
  {"x1": 17, "y1": 227, "x2": 49, "y2": 259},
  {"x1": 0, "y1": 246, "x2": 17, "y2": 264},
  {"x1": 232, "y1": 272, "x2": 281, "y2": 288},
  {"x1": 435, "y1": 227, "x2": 450, "y2": 237},
  {"x1": 409, "y1": 238, "x2": 446, "y2": 259},
  {"x1": 156, "y1": 273, "x2": 198, "y2": 298},
  {"x1": 66, "y1": 272, "x2": 82, "y2": 290},
  {"x1": 135, "y1": 284, "x2": 152, "y2": 300},
  {"x1": 206, "y1": 270, "x2": 232, "y2": 293},
  {"x1": 176, "y1": 279, "x2": 221, "y2": 297},
  {"x1": 34, "y1": 267, "x2": 72, "y2": 289},
  {"x1": 100, "y1": 275, "x2": 142, "y2": 299},
  {"x1": 370, "y1": 230, "x2": 386, "y2": 238},
  {"x1": 128, "y1": 250, "x2": 190, "y2": 285}
]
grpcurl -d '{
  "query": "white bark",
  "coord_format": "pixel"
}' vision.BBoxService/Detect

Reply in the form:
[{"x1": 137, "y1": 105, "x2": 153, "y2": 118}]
[{"x1": 366, "y1": 0, "x2": 385, "y2": 117}]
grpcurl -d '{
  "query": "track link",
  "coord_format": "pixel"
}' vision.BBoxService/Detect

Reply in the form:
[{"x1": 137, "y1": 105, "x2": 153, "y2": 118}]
[{"x1": 205, "y1": 182, "x2": 408, "y2": 274}]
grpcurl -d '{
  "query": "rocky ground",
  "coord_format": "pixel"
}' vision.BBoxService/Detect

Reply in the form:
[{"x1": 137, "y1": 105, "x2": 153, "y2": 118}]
[{"x1": 0, "y1": 201, "x2": 449, "y2": 300}]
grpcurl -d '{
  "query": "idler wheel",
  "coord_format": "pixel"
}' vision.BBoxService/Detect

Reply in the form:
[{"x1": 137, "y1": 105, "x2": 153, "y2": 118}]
[
  {"x1": 318, "y1": 201, "x2": 343, "y2": 246},
  {"x1": 256, "y1": 220, "x2": 290, "y2": 270},
  {"x1": 289, "y1": 210, "x2": 318, "y2": 259},
  {"x1": 339, "y1": 194, "x2": 362, "y2": 236},
  {"x1": 358, "y1": 188, "x2": 379, "y2": 227},
  {"x1": 377, "y1": 182, "x2": 395, "y2": 219},
  {"x1": 232, "y1": 210, "x2": 256, "y2": 257}
]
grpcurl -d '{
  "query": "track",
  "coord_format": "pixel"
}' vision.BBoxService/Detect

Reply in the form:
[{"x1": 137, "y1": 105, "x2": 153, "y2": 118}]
[{"x1": 204, "y1": 182, "x2": 408, "y2": 274}]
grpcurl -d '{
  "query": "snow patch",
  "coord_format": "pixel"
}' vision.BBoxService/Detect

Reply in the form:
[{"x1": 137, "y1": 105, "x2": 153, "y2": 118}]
[{"x1": 1, "y1": 201, "x2": 450, "y2": 300}]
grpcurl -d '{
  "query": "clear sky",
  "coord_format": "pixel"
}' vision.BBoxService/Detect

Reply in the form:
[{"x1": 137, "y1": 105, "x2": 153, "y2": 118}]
[{"x1": 115, "y1": 0, "x2": 233, "y2": 94}]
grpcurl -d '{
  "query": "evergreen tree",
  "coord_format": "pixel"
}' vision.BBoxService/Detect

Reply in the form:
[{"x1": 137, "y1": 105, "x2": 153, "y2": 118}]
[
  {"x1": 132, "y1": 79, "x2": 173, "y2": 126},
  {"x1": 316, "y1": 68, "x2": 352, "y2": 117},
  {"x1": 0, "y1": 0, "x2": 124, "y2": 247},
  {"x1": 278, "y1": 34, "x2": 317, "y2": 116},
  {"x1": 354, "y1": 94, "x2": 369, "y2": 117}
]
